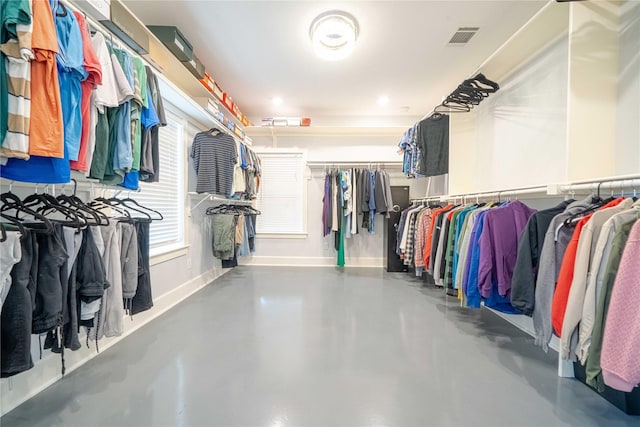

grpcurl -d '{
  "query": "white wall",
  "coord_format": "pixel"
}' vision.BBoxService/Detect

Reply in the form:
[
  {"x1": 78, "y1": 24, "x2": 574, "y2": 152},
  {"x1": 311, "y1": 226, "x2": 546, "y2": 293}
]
[
  {"x1": 615, "y1": 0, "x2": 640, "y2": 174},
  {"x1": 450, "y1": 34, "x2": 569, "y2": 194},
  {"x1": 240, "y1": 134, "x2": 430, "y2": 267}
]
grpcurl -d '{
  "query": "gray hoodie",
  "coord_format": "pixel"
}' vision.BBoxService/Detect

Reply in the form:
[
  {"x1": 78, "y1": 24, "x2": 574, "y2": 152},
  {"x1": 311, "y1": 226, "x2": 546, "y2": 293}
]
[{"x1": 533, "y1": 196, "x2": 595, "y2": 351}]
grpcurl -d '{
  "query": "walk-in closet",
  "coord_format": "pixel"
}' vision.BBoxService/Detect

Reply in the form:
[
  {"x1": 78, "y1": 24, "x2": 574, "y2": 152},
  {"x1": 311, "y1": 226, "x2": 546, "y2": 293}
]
[{"x1": 1, "y1": 0, "x2": 639, "y2": 425}]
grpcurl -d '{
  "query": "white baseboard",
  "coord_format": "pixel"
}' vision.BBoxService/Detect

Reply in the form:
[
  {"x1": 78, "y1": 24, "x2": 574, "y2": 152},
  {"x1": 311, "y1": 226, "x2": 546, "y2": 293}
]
[
  {"x1": 0, "y1": 268, "x2": 228, "y2": 416},
  {"x1": 238, "y1": 256, "x2": 384, "y2": 267}
]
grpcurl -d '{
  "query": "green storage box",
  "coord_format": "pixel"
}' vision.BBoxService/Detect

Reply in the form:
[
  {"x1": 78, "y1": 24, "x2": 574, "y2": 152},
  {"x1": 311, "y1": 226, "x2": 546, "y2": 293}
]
[{"x1": 147, "y1": 25, "x2": 193, "y2": 62}]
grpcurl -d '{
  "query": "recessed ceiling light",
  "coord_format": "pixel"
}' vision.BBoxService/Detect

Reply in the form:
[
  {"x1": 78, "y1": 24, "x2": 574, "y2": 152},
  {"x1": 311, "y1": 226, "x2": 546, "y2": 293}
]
[
  {"x1": 378, "y1": 96, "x2": 390, "y2": 106},
  {"x1": 310, "y1": 10, "x2": 359, "y2": 61},
  {"x1": 272, "y1": 97, "x2": 283, "y2": 106}
]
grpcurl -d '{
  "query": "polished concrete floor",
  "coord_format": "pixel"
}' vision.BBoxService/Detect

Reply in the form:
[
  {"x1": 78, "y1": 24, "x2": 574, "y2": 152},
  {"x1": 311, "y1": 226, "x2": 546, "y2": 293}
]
[{"x1": 2, "y1": 266, "x2": 637, "y2": 427}]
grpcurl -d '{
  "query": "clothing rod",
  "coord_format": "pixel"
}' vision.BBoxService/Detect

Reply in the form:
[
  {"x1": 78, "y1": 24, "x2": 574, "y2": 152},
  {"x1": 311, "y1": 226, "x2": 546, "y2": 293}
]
[
  {"x1": 306, "y1": 161, "x2": 403, "y2": 165},
  {"x1": 189, "y1": 193, "x2": 252, "y2": 211},
  {"x1": 559, "y1": 174, "x2": 640, "y2": 187},
  {"x1": 440, "y1": 185, "x2": 548, "y2": 200},
  {"x1": 559, "y1": 179, "x2": 640, "y2": 194},
  {"x1": 411, "y1": 196, "x2": 443, "y2": 202}
]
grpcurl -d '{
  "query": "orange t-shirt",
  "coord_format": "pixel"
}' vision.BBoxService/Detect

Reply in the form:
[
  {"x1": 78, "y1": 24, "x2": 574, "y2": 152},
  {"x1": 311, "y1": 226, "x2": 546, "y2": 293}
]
[
  {"x1": 551, "y1": 198, "x2": 625, "y2": 336},
  {"x1": 29, "y1": 0, "x2": 63, "y2": 158},
  {"x1": 424, "y1": 204, "x2": 452, "y2": 267}
]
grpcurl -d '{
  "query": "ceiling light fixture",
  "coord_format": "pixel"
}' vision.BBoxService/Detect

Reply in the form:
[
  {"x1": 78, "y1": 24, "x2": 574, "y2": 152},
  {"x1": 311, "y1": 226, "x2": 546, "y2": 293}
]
[
  {"x1": 309, "y1": 10, "x2": 359, "y2": 61},
  {"x1": 272, "y1": 96, "x2": 283, "y2": 106},
  {"x1": 378, "y1": 96, "x2": 390, "y2": 106}
]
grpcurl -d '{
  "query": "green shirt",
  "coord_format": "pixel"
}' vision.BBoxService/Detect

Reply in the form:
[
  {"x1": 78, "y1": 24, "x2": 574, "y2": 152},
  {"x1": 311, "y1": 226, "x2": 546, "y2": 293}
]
[
  {"x1": 0, "y1": 0, "x2": 31, "y2": 143},
  {"x1": 444, "y1": 209, "x2": 463, "y2": 288},
  {"x1": 585, "y1": 218, "x2": 637, "y2": 391}
]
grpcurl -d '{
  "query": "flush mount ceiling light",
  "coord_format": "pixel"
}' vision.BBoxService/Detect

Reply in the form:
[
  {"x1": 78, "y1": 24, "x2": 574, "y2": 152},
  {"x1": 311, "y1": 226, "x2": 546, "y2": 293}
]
[
  {"x1": 272, "y1": 96, "x2": 283, "y2": 106},
  {"x1": 309, "y1": 10, "x2": 359, "y2": 61},
  {"x1": 378, "y1": 96, "x2": 390, "y2": 106}
]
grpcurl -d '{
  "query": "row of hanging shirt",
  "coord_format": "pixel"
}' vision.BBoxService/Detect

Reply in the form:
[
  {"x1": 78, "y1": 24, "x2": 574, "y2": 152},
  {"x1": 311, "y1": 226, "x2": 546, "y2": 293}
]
[
  {"x1": 190, "y1": 129, "x2": 261, "y2": 199},
  {"x1": 0, "y1": 0, "x2": 167, "y2": 189},
  {"x1": 322, "y1": 168, "x2": 394, "y2": 267},
  {"x1": 398, "y1": 194, "x2": 640, "y2": 394},
  {"x1": 0, "y1": 190, "x2": 162, "y2": 378},
  {"x1": 397, "y1": 114, "x2": 450, "y2": 178},
  {"x1": 205, "y1": 204, "x2": 260, "y2": 267}
]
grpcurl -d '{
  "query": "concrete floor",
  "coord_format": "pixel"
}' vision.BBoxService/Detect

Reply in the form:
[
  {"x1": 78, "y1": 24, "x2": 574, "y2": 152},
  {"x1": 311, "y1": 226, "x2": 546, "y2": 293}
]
[{"x1": 1, "y1": 266, "x2": 637, "y2": 427}]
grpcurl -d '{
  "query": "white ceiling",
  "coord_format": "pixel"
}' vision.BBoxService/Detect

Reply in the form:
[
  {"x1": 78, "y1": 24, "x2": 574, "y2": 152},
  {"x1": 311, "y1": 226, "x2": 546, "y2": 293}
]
[{"x1": 124, "y1": 0, "x2": 548, "y2": 126}]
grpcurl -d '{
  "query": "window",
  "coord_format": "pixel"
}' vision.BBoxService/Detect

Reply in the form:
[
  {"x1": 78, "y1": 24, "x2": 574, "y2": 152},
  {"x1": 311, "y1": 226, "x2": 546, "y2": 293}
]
[
  {"x1": 136, "y1": 110, "x2": 185, "y2": 253},
  {"x1": 255, "y1": 151, "x2": 306, "y2": 235}
]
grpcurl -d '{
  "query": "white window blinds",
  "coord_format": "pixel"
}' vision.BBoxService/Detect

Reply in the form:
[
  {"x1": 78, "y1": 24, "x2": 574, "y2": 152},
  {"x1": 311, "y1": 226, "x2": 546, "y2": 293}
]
[
  {"x1": 136, "y1": 112, "x2": 185, "y2": 249},
  {"x1": 255, "y1": 152, "x2": 305, "y2": 234}
]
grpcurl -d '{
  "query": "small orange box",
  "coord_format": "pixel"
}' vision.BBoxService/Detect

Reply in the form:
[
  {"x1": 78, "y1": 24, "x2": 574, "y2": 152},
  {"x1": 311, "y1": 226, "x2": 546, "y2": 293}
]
[
  {"x1": 199, "y1": 72, "x2": 215, "y2": 92},
  {"x1": 301, "y1": 117, "x2": 311, "y2": 126},
  {"x1": 241, "y1": 114, "x2": 249, "y2": 127}
]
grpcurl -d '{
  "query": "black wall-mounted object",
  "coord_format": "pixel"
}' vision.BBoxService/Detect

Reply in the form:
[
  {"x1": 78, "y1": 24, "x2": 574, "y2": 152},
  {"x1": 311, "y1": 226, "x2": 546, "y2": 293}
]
[{"x1": 383, "y1": 186, "x2": 411, "y2": 273}]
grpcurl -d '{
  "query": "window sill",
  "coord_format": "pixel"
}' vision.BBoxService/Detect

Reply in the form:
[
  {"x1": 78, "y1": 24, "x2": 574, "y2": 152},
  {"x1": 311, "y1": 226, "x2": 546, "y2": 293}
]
[
  {"x1": 149, "y1": 244, "x2": 190, "y2": 266},
  {"x1": 256, "y1": 233, "x2": 308, "y2": 239}
]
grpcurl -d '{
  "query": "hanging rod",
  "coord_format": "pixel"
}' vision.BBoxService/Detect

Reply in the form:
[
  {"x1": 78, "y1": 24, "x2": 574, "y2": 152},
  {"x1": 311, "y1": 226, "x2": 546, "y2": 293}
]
[
  {"x1": 411, "y1": 196, "x2": 443, "y2": 202},
  {"x1": 306, "y1": 161, "x2": 403, "y2": 169},
  {"x1": 440, "y1": 185, "x2": 548, "y2": 201},
  {"x1": 558, "y1": 177, "x2": 640, "y2": 194},
  {"x1": 188, "y1": 193, "x2": 253, "y2": 211}
]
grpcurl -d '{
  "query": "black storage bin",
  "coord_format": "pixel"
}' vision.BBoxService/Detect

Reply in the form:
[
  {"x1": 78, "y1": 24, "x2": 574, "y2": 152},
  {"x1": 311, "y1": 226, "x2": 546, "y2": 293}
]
[
  {"x1": 573, "y1": 361, "x2": 640, "y2": 415},
  {"x1": 147, "y1": 25, "x2": 194, "y2": 62}
]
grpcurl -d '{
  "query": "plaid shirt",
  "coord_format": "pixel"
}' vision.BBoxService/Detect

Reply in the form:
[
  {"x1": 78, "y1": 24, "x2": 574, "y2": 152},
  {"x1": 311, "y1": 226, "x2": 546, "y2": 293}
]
[
  {"x1": 404, "y1": 210, "x2": 420, "y2": 265},
  {"x1": 414, "y1": 209, "x2": 432, "y2": 268}
]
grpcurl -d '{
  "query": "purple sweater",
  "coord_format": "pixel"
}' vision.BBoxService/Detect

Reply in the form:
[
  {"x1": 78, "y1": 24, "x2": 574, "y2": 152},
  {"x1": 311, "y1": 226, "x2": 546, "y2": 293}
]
[{"x1": 478, "y1": 201, "x2": 537, "y2": 298}]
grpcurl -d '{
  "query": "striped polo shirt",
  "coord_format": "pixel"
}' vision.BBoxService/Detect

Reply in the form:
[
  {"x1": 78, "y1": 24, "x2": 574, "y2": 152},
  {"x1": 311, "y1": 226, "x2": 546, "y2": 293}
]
[{"x1": 190, "y1": 130, "x2": 237, "y2": 195}]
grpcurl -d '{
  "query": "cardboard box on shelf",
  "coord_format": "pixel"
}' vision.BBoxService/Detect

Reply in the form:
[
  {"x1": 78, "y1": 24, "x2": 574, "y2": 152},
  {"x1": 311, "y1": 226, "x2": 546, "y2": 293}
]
[
  {"x1": 241, "y1": 114, "x2": 250, "y2": 127},
  {"x1": 194, "y1": 97, "x2": 219, "y2": 116}
]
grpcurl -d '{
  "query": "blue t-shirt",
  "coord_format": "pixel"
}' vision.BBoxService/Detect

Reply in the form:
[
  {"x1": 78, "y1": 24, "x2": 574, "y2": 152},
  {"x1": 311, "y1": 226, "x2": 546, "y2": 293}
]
[
  {"x1": 465, "y1": 211, "x2": 488, "y2": 308},
  {"x1": 53, "y1": 2, "x2": 87, "y2": 162},
  {"x1": 141, "y1": 82, "x2": 160, "y2": 129},
  {"x1": 1, "y1": 154, "x2": 70, "y2": 184}
]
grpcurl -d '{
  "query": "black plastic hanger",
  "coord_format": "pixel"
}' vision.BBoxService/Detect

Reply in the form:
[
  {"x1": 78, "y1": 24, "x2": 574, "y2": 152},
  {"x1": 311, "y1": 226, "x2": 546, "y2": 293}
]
[
  {"x1": 109, "y1": 196, "x2": 163, "y2": 221},
  {"x1": 23, "y1": 192, "x2": 85, "y2": 229},
  {"x1": 56, "y1": 3, "x2": 68, "y2": 17},
  {"x1": 0, "y1": 195, "x2": 55, "y2": 235}
]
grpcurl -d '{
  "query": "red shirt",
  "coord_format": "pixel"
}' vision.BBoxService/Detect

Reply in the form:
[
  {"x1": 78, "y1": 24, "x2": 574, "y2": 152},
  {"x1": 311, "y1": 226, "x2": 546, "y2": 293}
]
[
  {"x1": 70, "y1": 11, "x2": 102, "y2": 172},
  {"x1": 551, "y1": 198, "x2": 625, "y2": 336}
]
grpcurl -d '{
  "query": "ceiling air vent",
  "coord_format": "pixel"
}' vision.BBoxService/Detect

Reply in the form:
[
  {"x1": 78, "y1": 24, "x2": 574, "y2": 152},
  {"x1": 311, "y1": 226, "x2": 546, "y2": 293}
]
[{"x1": 448, "y1": 27, "x2": 479, "y2": 46}]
